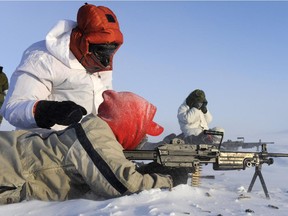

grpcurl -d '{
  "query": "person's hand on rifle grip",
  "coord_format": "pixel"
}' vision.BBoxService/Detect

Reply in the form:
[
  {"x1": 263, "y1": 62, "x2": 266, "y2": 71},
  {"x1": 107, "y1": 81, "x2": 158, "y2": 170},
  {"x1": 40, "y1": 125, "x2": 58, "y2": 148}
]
[
  {"x1": 34, "y1": 100, "x2": 87, "y2": 129},
  {"x1": 136, "y1": 162, "x2": 189, "y2": 187},
  {"x1": 166, "y1": 167, "x2": 189, "y2": 186}
]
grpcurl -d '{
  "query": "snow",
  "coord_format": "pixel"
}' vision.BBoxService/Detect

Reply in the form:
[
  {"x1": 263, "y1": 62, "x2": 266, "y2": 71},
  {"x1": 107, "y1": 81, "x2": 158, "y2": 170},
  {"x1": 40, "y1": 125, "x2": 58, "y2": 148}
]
[{"x1": 1, "y1": 138, "x2": 288, "y2": 216}]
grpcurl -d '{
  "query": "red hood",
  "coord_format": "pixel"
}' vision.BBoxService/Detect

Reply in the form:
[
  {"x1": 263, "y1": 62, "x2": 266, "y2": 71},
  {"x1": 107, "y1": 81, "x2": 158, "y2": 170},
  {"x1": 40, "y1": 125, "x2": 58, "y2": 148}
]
[
  {"x1": 98, "y1": 90, "x2": 164, "y2": 150},
  {"x1": 70, "y1": 3, "x2": 123, "y2": 72}
]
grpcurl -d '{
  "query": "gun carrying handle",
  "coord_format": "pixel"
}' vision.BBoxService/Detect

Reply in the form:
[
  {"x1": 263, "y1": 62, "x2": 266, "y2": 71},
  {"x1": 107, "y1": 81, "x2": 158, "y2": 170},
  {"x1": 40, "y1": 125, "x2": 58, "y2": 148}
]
[
  {"x1": 204, "y1": 130, "x2": 224, "y2": 149},
  {"x1": 204, "y1": 130, "x2": 224, "y2": 136}
]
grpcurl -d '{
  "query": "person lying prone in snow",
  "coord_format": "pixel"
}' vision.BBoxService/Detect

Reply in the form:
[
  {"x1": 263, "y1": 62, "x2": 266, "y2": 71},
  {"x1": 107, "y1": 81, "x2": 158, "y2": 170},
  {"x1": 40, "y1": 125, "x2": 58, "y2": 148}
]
[{"x1": 0, "y1": 90, "x2": 189, "y2": 204}]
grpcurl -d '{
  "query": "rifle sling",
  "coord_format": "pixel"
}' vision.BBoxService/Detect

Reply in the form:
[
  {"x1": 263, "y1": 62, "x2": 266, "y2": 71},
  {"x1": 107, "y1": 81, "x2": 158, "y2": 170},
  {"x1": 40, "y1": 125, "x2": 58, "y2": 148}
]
[{"x1": 74, "y1": 123, "x2": 128, "y2": 195}]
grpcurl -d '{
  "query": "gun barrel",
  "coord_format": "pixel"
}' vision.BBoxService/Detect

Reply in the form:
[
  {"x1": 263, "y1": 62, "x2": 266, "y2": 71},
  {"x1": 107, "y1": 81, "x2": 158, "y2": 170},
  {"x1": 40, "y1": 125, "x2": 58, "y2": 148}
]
[{"x1": 268, "y1": 153, "x2": 288, "y2": 157}]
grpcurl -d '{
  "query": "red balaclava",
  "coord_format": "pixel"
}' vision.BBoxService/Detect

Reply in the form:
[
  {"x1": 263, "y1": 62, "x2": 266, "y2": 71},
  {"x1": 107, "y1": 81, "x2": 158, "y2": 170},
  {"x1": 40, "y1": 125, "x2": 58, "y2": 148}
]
[
  {"x1": 98, "y1": 90, "x2": 164, "y2": 150},
  {"x1": 70, "y1": 3, "x2": 123, "y2": 73}
]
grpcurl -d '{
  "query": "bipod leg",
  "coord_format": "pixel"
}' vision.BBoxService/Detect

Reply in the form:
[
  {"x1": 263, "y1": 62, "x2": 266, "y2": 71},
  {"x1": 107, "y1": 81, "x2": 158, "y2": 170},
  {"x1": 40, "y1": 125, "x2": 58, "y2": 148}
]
[{"x1": 247, "y1": 165, "x2": 270, "y2": 199}]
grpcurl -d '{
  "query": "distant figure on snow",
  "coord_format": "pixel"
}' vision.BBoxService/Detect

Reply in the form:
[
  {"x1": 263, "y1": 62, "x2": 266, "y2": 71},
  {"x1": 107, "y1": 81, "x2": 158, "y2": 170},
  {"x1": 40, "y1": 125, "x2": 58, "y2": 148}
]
[{"x1": 177, "y1": 89, "x2": 224, "y2": 144}]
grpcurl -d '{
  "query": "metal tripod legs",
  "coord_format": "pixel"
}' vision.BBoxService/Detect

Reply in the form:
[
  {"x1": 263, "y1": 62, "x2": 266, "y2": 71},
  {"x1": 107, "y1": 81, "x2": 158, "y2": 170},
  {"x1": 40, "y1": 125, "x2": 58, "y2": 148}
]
[{"x1": 247, "y1": 165, "x2": 270, "y2": 199}]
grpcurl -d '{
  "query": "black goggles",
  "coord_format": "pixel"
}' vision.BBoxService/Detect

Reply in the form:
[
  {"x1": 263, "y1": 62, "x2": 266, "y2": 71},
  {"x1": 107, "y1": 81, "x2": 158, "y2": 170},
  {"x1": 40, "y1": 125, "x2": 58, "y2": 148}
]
[
  {"x1": 89, "y1": 43, "x2": 118, "y2": 58},
  {"x1": 88, "y1": 43, "x2": 118, "y2": 67}
]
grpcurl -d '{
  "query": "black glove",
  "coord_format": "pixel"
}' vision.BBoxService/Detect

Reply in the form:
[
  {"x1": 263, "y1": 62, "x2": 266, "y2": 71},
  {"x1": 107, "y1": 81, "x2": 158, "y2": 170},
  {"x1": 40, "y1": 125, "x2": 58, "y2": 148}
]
[
  {"x1": 34, "y1": 100, "x2": 87, "y2": 129},
  {"x1": 136, "y1": 162, "x2": 189, "y2": 187},
  {"x1": 201, "y1": 101, "x2": 208, "y2": 114}
]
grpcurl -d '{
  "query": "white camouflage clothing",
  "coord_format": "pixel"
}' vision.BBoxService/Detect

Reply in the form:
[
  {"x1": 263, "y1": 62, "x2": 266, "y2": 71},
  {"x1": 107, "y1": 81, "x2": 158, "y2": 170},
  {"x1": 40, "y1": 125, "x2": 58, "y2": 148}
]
[
  {"x1": 177, "y1": 100, "x2": 213, "y2": 137},
  {"x1": 0, "y1": 20, "x2": 113, "y2": 130}
]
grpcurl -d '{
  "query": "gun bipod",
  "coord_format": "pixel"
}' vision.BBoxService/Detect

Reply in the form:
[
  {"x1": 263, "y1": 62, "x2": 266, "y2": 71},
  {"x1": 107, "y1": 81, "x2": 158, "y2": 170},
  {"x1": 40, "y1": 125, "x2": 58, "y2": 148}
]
[{"x1": 247, "y1": 164, "x2": 270, "y2": 199}]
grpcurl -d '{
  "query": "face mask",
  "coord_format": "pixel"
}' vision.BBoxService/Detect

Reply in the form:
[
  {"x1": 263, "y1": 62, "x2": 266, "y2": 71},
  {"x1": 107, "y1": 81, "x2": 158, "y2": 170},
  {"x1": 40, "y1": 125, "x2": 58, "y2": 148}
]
[{"x1": 89, "y1": 43, "x2": 118, "y2": 67}]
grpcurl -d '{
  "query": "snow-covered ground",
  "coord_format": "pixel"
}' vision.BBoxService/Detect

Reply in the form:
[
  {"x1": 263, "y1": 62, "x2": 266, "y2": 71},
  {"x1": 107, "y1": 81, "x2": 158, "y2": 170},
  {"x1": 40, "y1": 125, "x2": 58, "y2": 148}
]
[{"x1": 1, "y1": 136, "x2": 288, "y2": 216}]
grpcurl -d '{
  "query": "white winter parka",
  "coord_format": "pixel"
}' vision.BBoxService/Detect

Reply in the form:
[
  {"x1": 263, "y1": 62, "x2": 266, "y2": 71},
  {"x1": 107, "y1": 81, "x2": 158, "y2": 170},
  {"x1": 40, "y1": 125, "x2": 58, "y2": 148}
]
[
  {"x1": 0, "y1": 20, "x2": 113, "y2": 130},
  {"x1": 177, "y1": 101, "x2": 213, "y2": 137}
]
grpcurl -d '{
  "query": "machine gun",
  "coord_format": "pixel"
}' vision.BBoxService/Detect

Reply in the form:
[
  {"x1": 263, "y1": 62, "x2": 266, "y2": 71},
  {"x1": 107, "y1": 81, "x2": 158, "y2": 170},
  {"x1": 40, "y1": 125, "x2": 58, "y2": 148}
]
[{"x1": 124, "y1": 132, "x2": 288, "y2": 199}]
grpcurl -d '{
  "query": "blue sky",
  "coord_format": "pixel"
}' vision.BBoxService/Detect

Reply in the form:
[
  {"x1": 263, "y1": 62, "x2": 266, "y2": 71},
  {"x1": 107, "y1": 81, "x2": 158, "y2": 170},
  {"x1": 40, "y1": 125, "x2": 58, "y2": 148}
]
[{"x1": 0, "y1": 1, "x2": 287, "y2": 144}]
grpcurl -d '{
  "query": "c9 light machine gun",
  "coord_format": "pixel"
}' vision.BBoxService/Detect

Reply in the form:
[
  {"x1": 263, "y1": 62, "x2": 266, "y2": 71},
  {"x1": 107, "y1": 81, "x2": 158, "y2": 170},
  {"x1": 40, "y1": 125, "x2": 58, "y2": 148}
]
[{"x1": 124, "y1": 131, "x2": 288, "y2": 199}]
